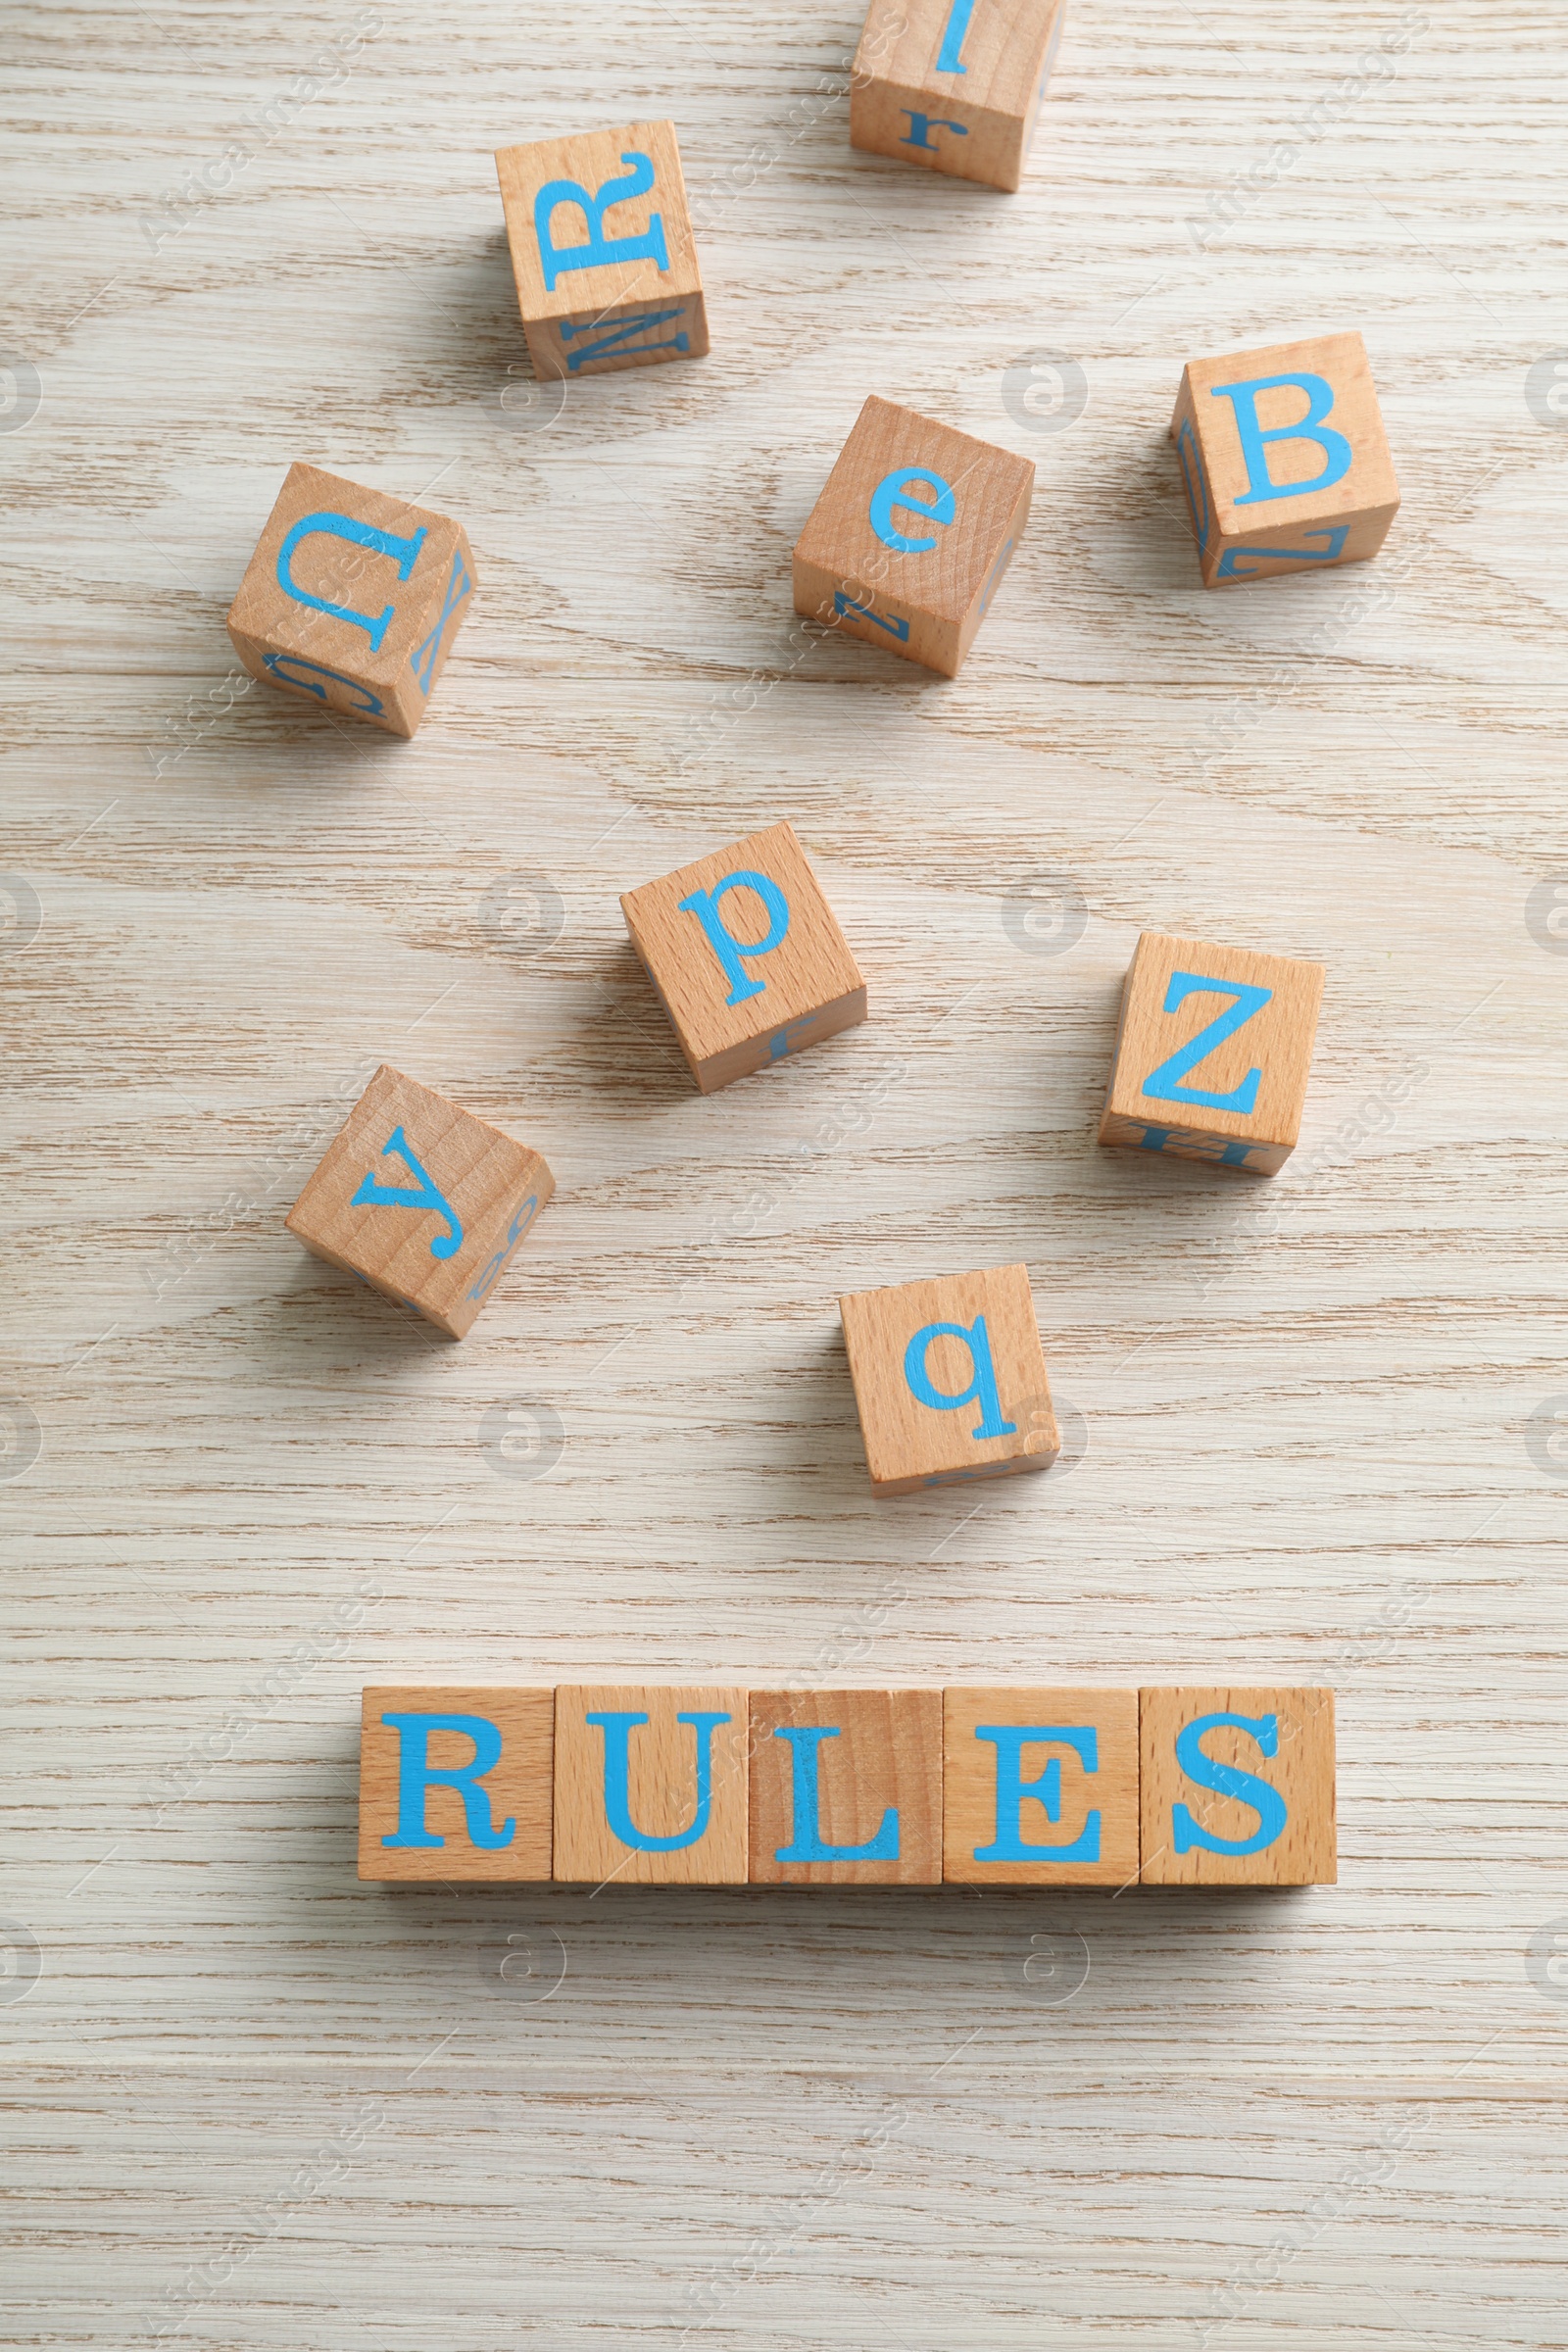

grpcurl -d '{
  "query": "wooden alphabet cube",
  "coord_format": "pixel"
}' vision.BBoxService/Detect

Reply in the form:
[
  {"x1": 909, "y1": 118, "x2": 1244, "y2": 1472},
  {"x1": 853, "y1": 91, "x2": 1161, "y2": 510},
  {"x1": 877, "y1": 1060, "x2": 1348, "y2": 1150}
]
[
  {"x1": 495, "y1": 121, "x2": 709, "y2": 382},
  {"x1": 359, "y1": 1688, "x2": 554, "y2": 1882},
  {"x1": 553, "y1": 1686, "x2": 749, "y2": 1885},
  {"x1": 1171, "y1": 330, "x2": 1399, "y2": 587},
  {"x1": 943, "y1": 1688, "x2": 1139, "y2": 1886},
  {"x1": 794, "y1": 396, "x2": 1033, "y2": 675},
  {"x1": 1099, "y1": 931, "x2": 1325, "y2": 1176},
  {"x1": 1139, "y1": 1687, "x2": 1336, "y2": 1886},
  {"x1": 851, "y1": 0, "x2": 1067, "y2": 192},
  {"x1": 226, "y1": 464, "x2": 476, "y2": 738},
  {"x1": 620, "y1": 820, "x2": 866, "y2": 1094},
  {"x1": 839, "y1": 1262, "x2": 1057, "y2": 1495},
  {"x1": 749, "y1": 1690, "x2": 943, "y2": 1885},
  {"x1": 285, "y1": 1064, "x2": 553, "y2": 1338}
]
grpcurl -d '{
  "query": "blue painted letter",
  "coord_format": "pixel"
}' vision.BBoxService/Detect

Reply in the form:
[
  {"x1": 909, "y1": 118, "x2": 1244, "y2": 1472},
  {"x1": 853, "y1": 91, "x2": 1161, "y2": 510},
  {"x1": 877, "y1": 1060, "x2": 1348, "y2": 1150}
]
[
  {"x1": 533, "y1": 150, "x2": 669, "y2": 292},
  {"x1": 869, "y1": 465, "x2": 956, "y2": 554},
  {"x1": 1171, "y1": 1710, "x2": 1288, "y2": 1857},
  {"x1": 677, "y1": 868, "x2": 791, "y2": 1004},
  {"x1": 380, "y1": 1710, "x2": 515, "y2": 1849},
  {"x1": 935, "y1": 0, "x2": 978, "y2": 72},
  {"x1": 900, "y1": 111, "x2": 968, "y2": 153},
  {"x1": 972, "y1": 1725, "x2": 1102, "y2": 1864},
  {"x1": 1209, "y1": 371, "x2": 1353, "y2": 507},
  {"x1": 1141, "y1": 972, "x2": 1273, "y2": 1116},
  {"x1": 773, "y1": 1726, "x2": 899, "y2": 1862},
  {"x1": 587, "y1": 1708, "x2": 731, "y2": 1852},
  {"x1": 275, "y1": 512, "x2": 427, "y2": 653},
  {"x1": 351, "y1": 1125, "x2": 464, "y2": 1258},
  {"x1": 904, "y1": 1313, "x2": 1017, "y2": 1441}
]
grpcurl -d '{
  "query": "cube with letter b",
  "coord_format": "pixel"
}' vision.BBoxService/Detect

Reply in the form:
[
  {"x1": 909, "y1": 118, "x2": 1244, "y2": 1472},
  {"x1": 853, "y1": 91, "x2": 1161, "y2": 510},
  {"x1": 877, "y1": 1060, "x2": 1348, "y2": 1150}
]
[
  {"x1": 943, "y1": 1688, "x2": 1139, "y2": 1886},
  {"x1": 226, "y1": 464, "x2": 476, "y2": 738},
  {"x1": 285, "y1": 1063, "x2": 554, "y2": 1337},
  {"x1": 1139, "y1": 1687, "x2": 1336, "y2": 1886},
  {"x1": 1099, "y1": 931, "x2": 1325, "y2": 1175},
  {"x1": 358, "y1": 1688, "x2": 554, "y2": 1881},
  {"x1": 838, "y1": 1262, "x2": 1058, "y2": 1495},
  {"x1": 620, "y1": 820, "x2": 866, "y2": 1094},
  {"x1": 495, "y1": 121, "x2": 709, "y2": 382},
  {"x1": 1171, "y1": 330, "x2": 1399, "y2": 587},
  {"x1": 851, "y1": 0, "x2": 1068, "y2": 193},
  {"x1": 793, "y1": 395, "x2": 1033, "y2": 676}
]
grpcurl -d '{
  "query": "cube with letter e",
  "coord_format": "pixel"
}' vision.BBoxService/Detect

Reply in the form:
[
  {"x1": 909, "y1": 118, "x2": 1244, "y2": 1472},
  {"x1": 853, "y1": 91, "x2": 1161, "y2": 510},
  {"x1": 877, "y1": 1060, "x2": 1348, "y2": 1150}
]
[
  {"x1": 1099, "y1": 930, "x2": 1324, "y2": 1176},
  {"x1": 1171, "y1": 329, "x2": 1399, "y2": 588},
  {"x1": 839, "y1": 1262, "x2": 1058, "y2": 1495},
  {"x1": 794, "y1": 395, "x2": 1033, "y2": 675},
  {"x1": 494, "y1": 120, "x2": 709, "y2": 382},
  {"x1": 943, "y1": 1688, "x2": 1139, "y2": 1886},
  {"x1": 620, "y1": 820, "x2": 866, "y2": 1094}
]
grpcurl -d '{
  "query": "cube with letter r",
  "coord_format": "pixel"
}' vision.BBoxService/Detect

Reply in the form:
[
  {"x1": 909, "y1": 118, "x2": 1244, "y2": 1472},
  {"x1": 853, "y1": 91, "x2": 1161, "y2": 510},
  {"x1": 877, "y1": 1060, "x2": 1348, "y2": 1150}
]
[
  {"x1": 838, "y1": 1262, "x2": 1058, "y2": 1495},
  {"x1": 793, "y1": 394, "x2": 1034, "y2": 676},
  {"x1": 1099, "y1": 930, "x2": 1325, "y2": 1176},
  {"x1": 494, "y1": 120, "x2": 709, "y2": 382},
  {"x1": 358, "y1": 1688, "x2": 554, "y2": 1881},
  {"x1": 1171, "y1": 329, "x2": 1399, "y2": 587},
  {"x1": 620, "y1": 820, "x2": 867, "y2": 1094},
  {"x1": 1139, "y1": 1687, "x2": 1337, "y2": 1886}
]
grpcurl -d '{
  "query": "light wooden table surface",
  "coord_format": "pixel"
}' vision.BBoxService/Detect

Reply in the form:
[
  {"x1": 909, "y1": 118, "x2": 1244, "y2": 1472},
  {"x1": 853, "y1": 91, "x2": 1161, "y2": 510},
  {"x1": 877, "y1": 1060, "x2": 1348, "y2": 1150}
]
[{"x1": 6, "y1": 2, "x2": 1567, "y2": 2345}]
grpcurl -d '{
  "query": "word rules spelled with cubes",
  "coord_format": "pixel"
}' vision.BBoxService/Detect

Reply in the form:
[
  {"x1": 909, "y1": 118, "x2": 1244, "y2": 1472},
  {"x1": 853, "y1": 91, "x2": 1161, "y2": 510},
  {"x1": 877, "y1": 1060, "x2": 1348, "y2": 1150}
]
[
  {"x1": 1171, "y1": 330, "x2": 1399, "y2": 587},
  {"x1": 358, "y1": 1685, "x2": 1337, "y2": 1886},
  {"x1": 226, "y1": 464, "x2": 475, "y2": 738},
  {"x1": 495, "y1": 120, "x2": 708, "y2": 381},
  {"x1": 1100, "y1": 931, "x2": 1325, "y2": 1175},
  {"x1": 851, "y1": 0, "x2": 1067, "y2": 192},
  {"x1": 840, "y1": 1262, "x2": 1057, "y2": 1494},
  {"x1": 285, "y1": 1064, "x2": 553, "y2": 1338},
  {"x1": 794, "y1": 395, "x2": 1033, "y2": 675},
  {"x1": 621, "y1": 821, "x2": 866, "y2": 1093}
]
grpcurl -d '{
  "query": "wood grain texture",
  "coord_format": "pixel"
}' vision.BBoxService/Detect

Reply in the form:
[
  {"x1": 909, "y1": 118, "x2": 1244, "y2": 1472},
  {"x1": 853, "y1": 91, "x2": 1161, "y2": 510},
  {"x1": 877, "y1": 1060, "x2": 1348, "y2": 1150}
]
[
  {"x1": 943, "y1": 1684, "x2": 1139, "y2": 1885},
  {"x1": 1140, "y1": 1685, "x2": 1337, "y2": 1886},
  {"x1": 1171, "y1": 329, "x2": 1401, "y2": 585},
  {"x1": 284, "y1": 1061, "x2": 554, "y2": 1336},
  {"x1": 839, "y1": 1260, "x2": 1058, "y2": 1491},
  {"x1": 792, "y1": 393, "x2": 1034, "y2": 671},
  {"x1": 749, "y1": 1688, "x2": 944, "y2": 1884},
  {"x1": 358, "y1": 1684, "x2": 553, "y2": 1881},
  {"x1": 851, "y1": 0, "x2": 1067, "y2": 192},
  {"x1": 494, "y1": 119, "x2": 709, "y2": 380},
  {"x1": 226, "y1": 460, "x2": 476, "y2": 737},
  {"x1": 1099, "y1": 929, "x2": 1325, "y2": 1171},
  {"x1": 553, "y1": 1685, "x2": 749, "y2": 1884},
  {"x1": 5, "y1": 0, "x2": 1567, "y2": 2343},
  {"x1": 619, "y1": 818, "x2": 867, "y2": 1090}
]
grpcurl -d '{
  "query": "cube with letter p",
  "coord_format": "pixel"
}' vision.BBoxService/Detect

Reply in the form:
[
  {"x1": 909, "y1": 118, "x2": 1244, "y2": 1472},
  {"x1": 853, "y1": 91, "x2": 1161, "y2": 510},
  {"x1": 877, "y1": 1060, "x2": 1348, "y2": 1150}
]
[
  {"x1": 620, "y1": 820, "x2": 866, "y2": 1093},
  {"x1": 839, "y1": 1262, "x2": 1058, "y2": 1495},
  {"x1": 1171, "y1": 329, "x2": 1399, "y2": 587}
]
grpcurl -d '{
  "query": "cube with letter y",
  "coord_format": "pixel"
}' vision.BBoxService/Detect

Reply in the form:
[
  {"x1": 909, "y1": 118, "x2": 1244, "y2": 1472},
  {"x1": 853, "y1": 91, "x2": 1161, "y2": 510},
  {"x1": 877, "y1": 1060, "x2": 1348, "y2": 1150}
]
[
  {"x1": 1099, "y1": 930, "x2": 1325, "y2": 1175},
  {"x1": 285, "y1": 1063, "x2": 554, "y2": 1337},
  {"x1": 553, "y1": 1687, "x2": 749, "y2": 1885},
  {"x1": 794, "y1": 395, "x2": 1033, "y2": 675},
  {"x1": 943, "y1": 1688, "x2": 1140, "y2": 1886},
  {"x1": 839, "y1": 1262, "x2": 1058, "y2": 1495},
  {"x1": 620, "y1": 820, "x2": 866, "y2": 1093},
  {"x1": 1140, "y1": 1687, "x2": 1336, "y2": 1886},
  {"x1": 1171, "y1": 330, "x2": 1399, "y2": 587},
  {"x1": 851, "y1": 0, "x2": 1068, "y2": 193},
  {"x1": 226, "y1": 464, "x2": 476, "y2": 738},
  {"x1": 749, "y1": 1690, "x2": 943, "y2": 1886},
  {"x1": 359, "y1": 1687, "x2": 554, "y2": 1882},
  {"x1": 495, "y1": 121, "x2": 709, "y2": 382}
]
